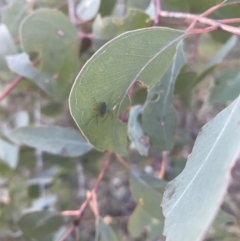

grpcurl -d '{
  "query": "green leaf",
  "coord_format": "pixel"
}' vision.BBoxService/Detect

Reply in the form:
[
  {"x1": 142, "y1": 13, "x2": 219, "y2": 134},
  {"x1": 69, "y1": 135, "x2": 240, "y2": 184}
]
[
  {"x1": 9, "y1": 126, "x2": 92, "y2": 157},
  {"x1": 142, "y1": 42, "x2": 186, "y2": 150},
  {"x1": 99, "y1": 0, "x2": 117, "y2": 16},
  {"x1": 127, "y1": 105, "x2": 149, "y2": 156},
  {"x1": 95, "y1": 217, "x2": 119, "y2": 241},
  {"x1": 209, "y1": 70, "x2": 240, "y2": 104},
  {"x1": 13, "y1": 110, "x2": 29, "y2": 128},
  {"x1": 130, "y1": 172, "x2": 166, "y2": 218},
  {"x1": 0, "y1": 24, "x2": 17, "y2": 81},
  {"x1": 69, "y1": 27, "x2": 185, "y2": 154},
  {"x1": 0, "y1": 138, "x2": 19, "y2": 169},
  {"x1": 6, "y1": 52, "x2": 56, "y2": 96},
  {"x1": 161, "y1": 0, "x2": 222, "y2": 13},
  {"x1": 92, "y1": 9, "x2": 153, "y2": 49},
  {"x1": 161, "y1": 96, "x2": 240, "y2": 241},
  {"x1": 127, "y1": 0, "x2": 151, "y2": 10},
  {"x1": 174, "y1": 71, "x2": 197, "y2": 96},
  {"x1": 18, "y1": 211, "x2": 65, "y2": 238},
  {"x1": 129, "y1": 172, "x2": 166, "y2": 239},
  {"x1": 195, "y1": 35, "x2": 238, "y2": 84},
  {"x1": 1, "y1": 0, "x2": 29, "y2": 39},
  {"x1": 76, "y1": 0, "x2": 101, "y2": 21},
  {"x1": 19, "y1": 9, "x2": 79, "y2": 100},
  {"x1": 128, "y1": 204, "x2": 164, "y2": 240}
]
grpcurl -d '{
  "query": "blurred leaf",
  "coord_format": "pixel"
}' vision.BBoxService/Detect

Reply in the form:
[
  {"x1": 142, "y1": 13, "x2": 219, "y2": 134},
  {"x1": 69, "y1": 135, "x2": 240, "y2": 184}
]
[
  {"x1": 19, "y1": 9, "x2": 79, "y2": 99},
  {"x1": 174, "y1": 71, "x2": 197, "y2": 96},
  {"x1": 209, "y1": 70, "x2": 240, "y2": 104},
  {"x1": 41, "y1": 102, "x2": 63, "y2": 116},
  {"x1": 99, "y1": 0, "x2": 117, "y2": 16},
  {"x1": 30, "y1": 195, "x2": 58, "y2": 210},
  {"x1": 195, "y1": 35, "x2": 238, "y2": 84},
  {"x1": 69, "y1": 28, "x2": 185, "y2": 154},
  {"x1": 18, "y1": 211, "x2": 65, "y2": 238},
  {"x1": 129, "y1": 172, "x2": 166, "y2": 238},
  {"x1": 1, "y1": 0, "x2": 29, "y2": 39},
  {"x1": 28, "y1": 177, "x2": 53, "y2": 186},
  {"x1": 0, "y1": 138, "x2": 19, "y2": 169},
  {"x1": 205, "y1": 210, "x2": 236, "y2": 240},
  {"x1": 127, "y1": 105, "x2": 149, "y2": 156},
  {"x1": 145, "y1": 1, "x2": 156, "y2": 19},
  {"x1": 127, "y1": 0, "x2": 151, "y2": 10},
  {"x1": 92, "y1": 8, "x2": 153, "y2": 50},
  {"x1": 162, "y1": 96, "x2": 240, "y2": 241},
  {"x1": 130, "y1": 172, "x2": 166, "y2": 218},
  {"x1": 212, "y1": 210, "x2": 236, "y2": 227},
  {"x1": 76, "y1": 0, "x2": 100, "y2": 21},
  {"x1": 0, "y1": 24, "x2": 17, "y2": 81},
  {"x1": 9, "y1": 126, "x2": 92, "y2": 157},
  {"x1": 6, "y1": 52, "x2": 55, "y2": 96},
  {"x1": 13, "y1": 110, "x2": 29, "y2": 128},
  {"x1": 161, "y1": 0, "x2": 222, "y2": 13},
  {"x1": 128, "y1": 204, "x2": 164, "y2": 240},
  {"x1": 95, "y1": 217, "x2": 119, "y2": 241},
  {"x1": 142, "y1": 42, "x2": 186, "y2": 150}
]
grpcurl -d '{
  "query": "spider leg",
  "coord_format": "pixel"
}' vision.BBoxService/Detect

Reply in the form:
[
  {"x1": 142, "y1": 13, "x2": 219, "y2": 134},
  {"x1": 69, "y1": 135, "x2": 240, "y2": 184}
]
[{"x1": 85, "y1": 114, "x2": 100, "y2": 126}]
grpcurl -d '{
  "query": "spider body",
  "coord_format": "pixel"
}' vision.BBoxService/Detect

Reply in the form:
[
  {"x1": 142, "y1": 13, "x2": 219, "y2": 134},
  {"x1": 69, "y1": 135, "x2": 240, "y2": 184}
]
[
  {"x1": 85, "y1": 94, "x2": 113, "y2": 126},
  {"x1": 99, "y1": 102, "x2": 107, "y2": 116}
]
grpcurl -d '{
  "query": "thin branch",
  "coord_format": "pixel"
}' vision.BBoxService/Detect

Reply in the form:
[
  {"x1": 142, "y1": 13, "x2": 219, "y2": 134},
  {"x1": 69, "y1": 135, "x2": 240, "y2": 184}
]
[
  {"x1": 160, "y1": 10, "x2": 240, "y2": 35},
  {"x1": 0, "y1": 57, "x2": 40, "y2": 101},
  {"x1": 115, "y1": 153, "x2": 130, "y2": 169},
  {"x1": 158, "y1": 151, "x2": 168, "y2": 179},
  {"x1": 154, "y1": 0, "x2": 161, "y2": 25},
  {"x1": 67, "y1": 0, "x2": 77, "y2": 24},
  {"x1": 0, "y1": 76, "x2": 22, "y2": 101},
  {"x1": 58, "y1": 225, "x2": 75, "y2": 241},
  {"x1": 218, "y1": 18, "x2": 240, "y2": 24},
  {"x1": 89, "y1": 191, "x2": 99, "y2": 217},
  {"x1": 58, "y1": 153, "x2": 112, "y2": 241},
  {"x1": 186, "y1": 0, "x2": 227, "y2": 32}
]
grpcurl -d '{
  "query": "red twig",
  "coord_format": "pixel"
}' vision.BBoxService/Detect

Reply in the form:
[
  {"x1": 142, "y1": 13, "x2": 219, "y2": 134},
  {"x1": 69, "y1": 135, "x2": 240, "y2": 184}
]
[
  {"x1": 115, "y1": 153, "x2": 130, "y2": 169},
  {"x1": 186, "y1": 0, "x2": 227, "y2": 32},
  {"x1": 58, "y1": 153, "x2": 112, "y2": 241},
  {"x1": 160, "y1": 10, "x2": 240, "y2": 35},
  {"x1": 218, "y1": 18, "x2": 240, "y2": 24},
  {"x1": 89, "y1": 191, "x2": 99, "y2": 217},
  {"x1": 0, "y1": 76, "x2": 22, "y2": 101},
  {"x1": 0, "y1": 57, "x2": 40, "y2": 101},
  {"x1": 154, "y1": 0, "x2": 161, "y2": 25},
  {"x1": 158, "y1": 151, "x2": 168, "y2": 179}
]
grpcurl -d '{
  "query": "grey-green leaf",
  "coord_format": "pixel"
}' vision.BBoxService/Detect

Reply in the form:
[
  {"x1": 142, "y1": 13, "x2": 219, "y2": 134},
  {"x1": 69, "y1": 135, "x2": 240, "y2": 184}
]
[
  {"x1": 209, "y1": 70, "x2": 240, "y2": 104},
  {"x1": 127, "y1": 105, "x2": 149, "y2": 156},
  {"x1": 69, "y1": 27, "x2": 185, "y2": 155},
  {"x1": 76, "y1": 0, "x2": 100, "y2": 21},
  {"x1": 6, "y1": 53, "x2": 55, "y2": 95},
  {"x1": 0, "y1": 24, "x2": 17, "y2": 81},
  {"x1": 0, "y1": 138, "x2": 19, "y2": 169},
  {"x1": 129, "y1": 172, "x2": 166, "y2": 239},
  {"x1": 195, "y1": 35, "x2": 238, "y2": 84},
  {"x1": 20, "y1": 9, "x2": 79, "y2": 100},
  {"x1": 142, "y1": 42, "x2": 186, "y2": 150},
  {"x1": 18, "y1": 211, "x2": 64, "y2": 238},
  {"x1": 95, "y1": 217, "x2": 119, "y2": 241},
  {"x1": 1, "y1": 1, "x2": 29, "y2": 39},
  {"x1": 162, "y1": 96, "x2": 240, "y2": 241},
  {"x1": 9, "y1": 126, "x2": 92, "y2": 157}
]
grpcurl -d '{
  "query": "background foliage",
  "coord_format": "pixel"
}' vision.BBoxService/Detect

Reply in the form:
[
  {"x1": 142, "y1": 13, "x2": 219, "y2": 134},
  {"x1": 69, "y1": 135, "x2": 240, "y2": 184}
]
[{"x1": 0, "y1": 0, "x2": 240, "y2": 241}]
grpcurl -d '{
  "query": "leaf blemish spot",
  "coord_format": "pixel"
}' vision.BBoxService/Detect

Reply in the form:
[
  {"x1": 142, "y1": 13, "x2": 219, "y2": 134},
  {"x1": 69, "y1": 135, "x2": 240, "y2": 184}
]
[{"x1": 56, "y1": 29, "x2": 65, "y2": 37}]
